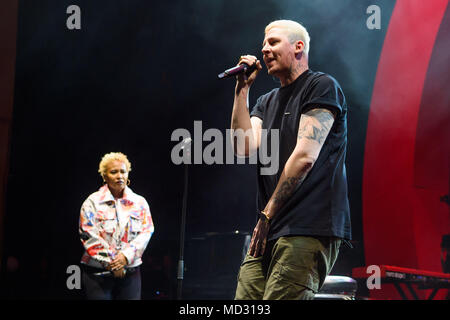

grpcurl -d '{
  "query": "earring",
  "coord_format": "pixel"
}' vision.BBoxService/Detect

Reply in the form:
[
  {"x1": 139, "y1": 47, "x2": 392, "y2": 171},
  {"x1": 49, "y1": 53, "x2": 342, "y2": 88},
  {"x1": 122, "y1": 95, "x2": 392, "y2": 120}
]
[{"x1": 127, "y1": 179, "x2": 130, "y2": 186}]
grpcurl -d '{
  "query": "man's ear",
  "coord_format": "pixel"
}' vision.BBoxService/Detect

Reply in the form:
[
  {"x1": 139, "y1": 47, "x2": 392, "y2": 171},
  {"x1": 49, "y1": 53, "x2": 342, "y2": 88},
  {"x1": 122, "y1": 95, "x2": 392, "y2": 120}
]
[{"x1": 295, "y1": 40, "x2": 305, "y2": 55}]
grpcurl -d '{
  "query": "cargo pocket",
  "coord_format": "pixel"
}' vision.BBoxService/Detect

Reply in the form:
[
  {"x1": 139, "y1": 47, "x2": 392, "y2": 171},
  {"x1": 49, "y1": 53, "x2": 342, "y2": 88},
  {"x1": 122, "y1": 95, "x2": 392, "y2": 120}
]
[
  {"x1": 270, "y1": 248, "x2": 320, "y2": 293},
  {"x1": 264, "y1": 259, "x2": 318, "y2": 300},
  {"x1": 278, "y1": 261, "x2": 319, "y2": 292}
]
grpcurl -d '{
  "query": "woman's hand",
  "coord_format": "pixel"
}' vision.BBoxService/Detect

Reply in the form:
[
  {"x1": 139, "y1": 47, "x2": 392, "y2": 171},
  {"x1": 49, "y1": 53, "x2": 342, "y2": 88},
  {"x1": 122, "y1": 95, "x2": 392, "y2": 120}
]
[
  {"x1": 112, "y1": 268, "x2": 126, "y2": 279},
  {"x1": 109, "y1": 252, "x2": 128, "y2": 271}
]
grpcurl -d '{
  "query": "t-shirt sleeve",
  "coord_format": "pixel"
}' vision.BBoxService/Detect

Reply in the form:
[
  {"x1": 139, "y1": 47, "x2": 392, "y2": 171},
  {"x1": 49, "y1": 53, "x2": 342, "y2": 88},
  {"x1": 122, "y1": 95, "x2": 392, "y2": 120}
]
[
  {"x1": 301, "y1": 74, "x2": 345, "y2": 117},
  {"x1": 249, "y1": 95, "x2": 266, "y2": 120}
]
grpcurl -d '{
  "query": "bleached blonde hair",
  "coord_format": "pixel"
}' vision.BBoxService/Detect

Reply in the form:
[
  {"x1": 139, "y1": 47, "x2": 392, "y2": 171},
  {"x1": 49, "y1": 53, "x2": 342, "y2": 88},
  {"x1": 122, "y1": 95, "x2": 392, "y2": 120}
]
[
  {"x1": 98, "y1": 152, "x2": 131, "y2": 177},
  {"x1": 265, "y1": 20, "x2": 310, "y2": 56}
]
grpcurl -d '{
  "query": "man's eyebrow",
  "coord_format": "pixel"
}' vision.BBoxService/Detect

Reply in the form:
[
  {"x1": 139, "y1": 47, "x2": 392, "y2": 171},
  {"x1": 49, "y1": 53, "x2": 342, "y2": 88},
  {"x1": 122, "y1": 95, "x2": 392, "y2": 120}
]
[{"x1": 262, "y1": 36, "x2": 277, "y2": 46}]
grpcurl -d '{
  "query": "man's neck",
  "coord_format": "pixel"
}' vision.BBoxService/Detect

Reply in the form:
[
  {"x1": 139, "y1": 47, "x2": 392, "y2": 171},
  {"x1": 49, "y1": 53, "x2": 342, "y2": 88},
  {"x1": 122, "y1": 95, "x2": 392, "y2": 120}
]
[{"x1": 280, "y1": 62, "x2": 309, "y2": 87}]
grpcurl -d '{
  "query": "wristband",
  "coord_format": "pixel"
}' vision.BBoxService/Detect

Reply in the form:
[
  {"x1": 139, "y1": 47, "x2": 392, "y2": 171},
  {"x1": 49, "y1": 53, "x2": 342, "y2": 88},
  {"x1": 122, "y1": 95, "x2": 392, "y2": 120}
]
[{"x1": 259, "y1": 210, "x2": 271, "y2": 224}]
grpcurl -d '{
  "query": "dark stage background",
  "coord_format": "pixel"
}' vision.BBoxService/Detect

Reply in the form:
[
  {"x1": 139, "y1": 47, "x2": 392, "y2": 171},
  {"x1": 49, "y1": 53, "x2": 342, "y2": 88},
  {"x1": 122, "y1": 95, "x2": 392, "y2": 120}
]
[{"x1": 0, "y1": 0, "x2": 448, "y2": 300}]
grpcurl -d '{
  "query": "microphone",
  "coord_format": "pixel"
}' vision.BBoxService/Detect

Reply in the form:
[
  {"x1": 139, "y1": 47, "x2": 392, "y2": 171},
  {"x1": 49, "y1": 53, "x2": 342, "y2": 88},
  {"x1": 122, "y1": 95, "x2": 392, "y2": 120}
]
[{"x1": 218, "y1": 63, "x2": 257, "y2": 79}]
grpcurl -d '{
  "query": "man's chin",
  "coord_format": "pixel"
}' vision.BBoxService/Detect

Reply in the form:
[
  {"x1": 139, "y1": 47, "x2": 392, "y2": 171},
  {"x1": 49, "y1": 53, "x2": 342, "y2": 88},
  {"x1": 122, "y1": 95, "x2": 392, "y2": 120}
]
[{"x1": 267, "y1": 68, "x2": 280, "y2": 76}]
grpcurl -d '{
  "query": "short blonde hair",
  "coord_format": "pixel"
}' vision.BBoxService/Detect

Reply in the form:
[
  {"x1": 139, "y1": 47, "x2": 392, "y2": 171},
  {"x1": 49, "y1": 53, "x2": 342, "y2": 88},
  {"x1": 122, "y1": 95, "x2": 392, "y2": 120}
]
[
  {"x1": 265, "y1": 20, "x2": 310, "y2": 56},
  {"x1": 98, "y1": 152, "x2": 132, "y2": 177}
]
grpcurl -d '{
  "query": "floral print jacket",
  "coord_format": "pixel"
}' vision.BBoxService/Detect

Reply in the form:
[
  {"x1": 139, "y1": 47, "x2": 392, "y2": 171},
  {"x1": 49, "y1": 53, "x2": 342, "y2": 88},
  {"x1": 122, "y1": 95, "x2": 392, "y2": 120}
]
[{"x1": 79, "y1": 185, "x2": 154, "y2": 268}]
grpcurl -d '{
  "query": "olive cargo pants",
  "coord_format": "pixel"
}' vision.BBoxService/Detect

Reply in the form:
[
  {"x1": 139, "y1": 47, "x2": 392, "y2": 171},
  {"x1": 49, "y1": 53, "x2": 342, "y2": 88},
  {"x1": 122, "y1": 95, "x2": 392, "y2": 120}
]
[{"x1": 235, "y1": 236, "x2": 341, "y2": 300}]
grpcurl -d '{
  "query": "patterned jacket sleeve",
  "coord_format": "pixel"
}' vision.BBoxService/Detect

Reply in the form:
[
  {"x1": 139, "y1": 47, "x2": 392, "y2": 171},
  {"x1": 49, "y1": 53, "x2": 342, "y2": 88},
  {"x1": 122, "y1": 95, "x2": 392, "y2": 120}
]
[
  {"x1": 121, "y1": 199, "x2": 154, "y2": 265},
  {"x1": 79, "y1": 198, "x2": 114, "y2": 265}
]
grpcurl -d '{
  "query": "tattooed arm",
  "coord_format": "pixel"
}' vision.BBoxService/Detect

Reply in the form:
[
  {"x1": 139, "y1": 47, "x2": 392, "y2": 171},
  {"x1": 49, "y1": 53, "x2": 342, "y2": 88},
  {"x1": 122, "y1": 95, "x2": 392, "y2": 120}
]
[{"x1": 248, "y1": 107, "x2": 336, "y2": 257}]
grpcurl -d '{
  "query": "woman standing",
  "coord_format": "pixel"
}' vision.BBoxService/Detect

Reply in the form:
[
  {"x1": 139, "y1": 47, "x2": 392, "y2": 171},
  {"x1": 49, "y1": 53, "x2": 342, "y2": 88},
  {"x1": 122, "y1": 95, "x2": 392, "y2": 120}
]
[{"x1": 79, "y1": 152, "x2": 154, "y2": 299}]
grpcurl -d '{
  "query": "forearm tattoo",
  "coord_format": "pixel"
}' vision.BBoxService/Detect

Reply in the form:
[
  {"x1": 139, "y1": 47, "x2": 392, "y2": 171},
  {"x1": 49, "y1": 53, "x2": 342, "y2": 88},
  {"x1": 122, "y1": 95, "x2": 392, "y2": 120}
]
[
  {"x1": 271, "y1": 108, "x2": 334, "y2": 211},
  {"x1": 297, "y1": 108, "x2": 334, "y2": 144},
  {"x1": 274, "y1": 177, "x2": 300, "y2": 204},
  {"x1": 273, "y1": 162, "x2": 312, "y2": 207}
]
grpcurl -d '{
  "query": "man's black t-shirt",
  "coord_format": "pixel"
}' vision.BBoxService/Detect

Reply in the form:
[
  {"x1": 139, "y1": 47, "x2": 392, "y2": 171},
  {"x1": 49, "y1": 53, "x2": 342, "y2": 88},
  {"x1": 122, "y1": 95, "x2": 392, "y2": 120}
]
[{"x1": 250, "y1": 69, "x2": 351, "y2": 241}]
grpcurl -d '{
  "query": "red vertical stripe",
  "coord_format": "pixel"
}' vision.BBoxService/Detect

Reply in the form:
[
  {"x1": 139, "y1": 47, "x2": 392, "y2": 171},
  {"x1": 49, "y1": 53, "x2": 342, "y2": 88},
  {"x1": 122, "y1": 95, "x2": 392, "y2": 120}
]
[{"x1": 362, "y1": 0, "x2": 448, "y2": 298}]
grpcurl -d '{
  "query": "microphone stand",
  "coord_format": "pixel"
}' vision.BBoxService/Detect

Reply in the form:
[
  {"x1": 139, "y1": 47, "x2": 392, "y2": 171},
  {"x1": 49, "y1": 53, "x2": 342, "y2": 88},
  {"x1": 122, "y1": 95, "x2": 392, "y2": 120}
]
[{"x1": 177, "y1": 140, "x2": 191, "y2": 300}]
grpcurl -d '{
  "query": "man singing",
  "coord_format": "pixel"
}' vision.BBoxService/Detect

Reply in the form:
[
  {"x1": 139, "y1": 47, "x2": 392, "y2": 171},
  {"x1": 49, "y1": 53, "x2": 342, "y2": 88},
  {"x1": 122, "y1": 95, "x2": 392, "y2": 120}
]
[{"x1": 230, "y1": 20, "x2": 351, "y2": 300}]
